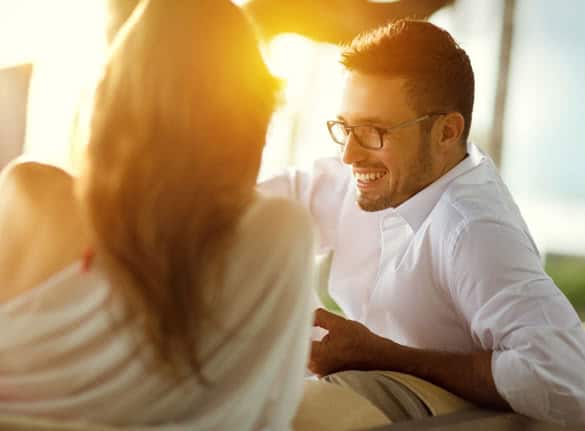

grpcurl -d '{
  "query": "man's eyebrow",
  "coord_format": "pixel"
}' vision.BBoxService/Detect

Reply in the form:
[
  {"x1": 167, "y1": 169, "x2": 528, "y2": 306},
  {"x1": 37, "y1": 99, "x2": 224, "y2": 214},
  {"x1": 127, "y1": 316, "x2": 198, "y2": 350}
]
[{"x1": 336, "y1": 115, "x2": 389, "y2": 125}]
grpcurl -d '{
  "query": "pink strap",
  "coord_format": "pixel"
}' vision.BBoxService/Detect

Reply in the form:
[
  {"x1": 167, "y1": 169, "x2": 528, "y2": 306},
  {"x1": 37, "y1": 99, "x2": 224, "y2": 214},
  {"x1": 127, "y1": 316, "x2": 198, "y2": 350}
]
[{"x1": 82, "y1": 248, "x2": 94, "y2": 273}]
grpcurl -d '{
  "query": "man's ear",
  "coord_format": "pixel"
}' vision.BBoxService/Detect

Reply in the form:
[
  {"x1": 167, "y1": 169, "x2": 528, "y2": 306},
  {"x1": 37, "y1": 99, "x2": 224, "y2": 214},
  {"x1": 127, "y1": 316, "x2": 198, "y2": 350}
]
[{"x1": 436, "y1": 112, "x2": 465, "y2": 151}]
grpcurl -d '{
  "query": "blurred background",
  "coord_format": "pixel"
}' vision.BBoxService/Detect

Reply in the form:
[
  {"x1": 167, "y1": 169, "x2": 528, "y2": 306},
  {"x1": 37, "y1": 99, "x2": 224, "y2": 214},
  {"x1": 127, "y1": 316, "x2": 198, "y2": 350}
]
[{"x1": 1, "y1": 0, "x2": 584, "y2": 317}]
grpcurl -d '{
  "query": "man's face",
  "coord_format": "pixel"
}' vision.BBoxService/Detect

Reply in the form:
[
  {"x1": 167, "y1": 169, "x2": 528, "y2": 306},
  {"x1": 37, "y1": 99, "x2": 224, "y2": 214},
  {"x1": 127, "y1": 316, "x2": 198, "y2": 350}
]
[{"x1": 338, "y1": 72, "x2": 440, "y2": 211}]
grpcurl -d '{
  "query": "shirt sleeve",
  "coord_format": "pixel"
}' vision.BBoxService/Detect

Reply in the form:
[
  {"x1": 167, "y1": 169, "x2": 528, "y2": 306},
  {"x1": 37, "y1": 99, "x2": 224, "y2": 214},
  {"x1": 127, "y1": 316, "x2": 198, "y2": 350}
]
[
  {"x1": 254, "y1": 201, "x2": 317, "y2": 430},
  {"x1": 257, "y1": 158, "x2": 351, "y2": 252},
  {"x1": 447, "y1": 219, "x2": 585, "y2": 426},
  {"x1": 216, "y1": 197, "x2": 317, "y2": 430}
]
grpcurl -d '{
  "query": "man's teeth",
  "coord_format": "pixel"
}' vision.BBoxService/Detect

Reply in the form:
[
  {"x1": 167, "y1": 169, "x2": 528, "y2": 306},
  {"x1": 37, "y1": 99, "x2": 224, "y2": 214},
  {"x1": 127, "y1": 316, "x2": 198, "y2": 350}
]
[{"x1": 354, "y1": 172, "x2": 386, "y2": 182}]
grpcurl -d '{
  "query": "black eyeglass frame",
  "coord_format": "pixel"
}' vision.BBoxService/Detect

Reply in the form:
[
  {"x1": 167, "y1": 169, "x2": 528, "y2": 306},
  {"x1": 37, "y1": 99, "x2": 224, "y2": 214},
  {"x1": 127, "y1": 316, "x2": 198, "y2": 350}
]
[{"x1": 326, "y1": 112, "x2": 448, "y2": 150}]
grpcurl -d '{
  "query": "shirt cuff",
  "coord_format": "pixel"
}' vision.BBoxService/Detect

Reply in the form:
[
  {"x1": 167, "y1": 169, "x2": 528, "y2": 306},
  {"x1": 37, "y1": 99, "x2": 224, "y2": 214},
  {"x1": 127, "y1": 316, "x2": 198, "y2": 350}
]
[{"x1": 492, "y1": 349, "x2": 549, "y2": 420}]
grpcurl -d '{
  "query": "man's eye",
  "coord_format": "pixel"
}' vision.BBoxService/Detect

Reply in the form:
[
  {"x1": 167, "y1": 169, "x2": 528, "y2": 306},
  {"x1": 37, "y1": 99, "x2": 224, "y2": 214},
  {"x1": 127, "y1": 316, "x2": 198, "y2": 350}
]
[{"x1": 354, "y1": 126, "x2": 377, "y2": 138}]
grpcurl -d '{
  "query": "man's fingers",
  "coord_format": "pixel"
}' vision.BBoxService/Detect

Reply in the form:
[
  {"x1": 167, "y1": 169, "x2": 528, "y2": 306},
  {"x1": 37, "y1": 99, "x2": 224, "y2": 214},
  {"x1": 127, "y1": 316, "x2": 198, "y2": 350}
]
[
  {"x1": 313, "y1": 307, "x2": 343, "y2": 329},
  {"x1": 310, "y1": 340, "x2": 323, "y2": 357},
  {"x1": 309, "y1": 340, "x2": 325, "y2": 376}
]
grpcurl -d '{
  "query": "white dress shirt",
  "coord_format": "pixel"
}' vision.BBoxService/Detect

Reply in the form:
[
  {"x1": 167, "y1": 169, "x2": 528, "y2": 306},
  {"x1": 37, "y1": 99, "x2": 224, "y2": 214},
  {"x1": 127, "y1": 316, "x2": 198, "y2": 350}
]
[
  {"x1": 259, "y1": 143, "x2": 585, "y2": 426},
  {"x1": 0, "y1": 196, "x2": 315, "y2": 430}
]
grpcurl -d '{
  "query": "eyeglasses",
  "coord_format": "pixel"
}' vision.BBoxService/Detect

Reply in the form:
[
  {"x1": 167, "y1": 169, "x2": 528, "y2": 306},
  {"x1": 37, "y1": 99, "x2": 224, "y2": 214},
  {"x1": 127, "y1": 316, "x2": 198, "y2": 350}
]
[{"x1": 326, "y1": 113, "x2": 447, "y2": 150}]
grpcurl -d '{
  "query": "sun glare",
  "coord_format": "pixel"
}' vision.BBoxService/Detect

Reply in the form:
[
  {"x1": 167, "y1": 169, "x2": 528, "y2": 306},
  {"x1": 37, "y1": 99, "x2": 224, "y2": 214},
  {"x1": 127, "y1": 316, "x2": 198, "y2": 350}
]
[
  {"x1": 0, "y1": 1, "x2": 338, "y2": 173},
  {"x1": 259, "y1": 34, "x2": 344, "y2": 179},
  {"x1": 265, "y1": 34, "x2": 315, "y2": 79},
  {"x1": 0, "y1": 0, "x2": 107, "y2": 167}
]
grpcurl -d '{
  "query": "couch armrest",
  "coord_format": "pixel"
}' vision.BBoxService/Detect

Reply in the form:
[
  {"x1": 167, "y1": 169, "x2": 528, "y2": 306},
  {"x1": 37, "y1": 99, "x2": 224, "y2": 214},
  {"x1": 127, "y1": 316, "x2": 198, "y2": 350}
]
[{"x1": 368, "y1": 408, "x2": 585, "y2": 431}]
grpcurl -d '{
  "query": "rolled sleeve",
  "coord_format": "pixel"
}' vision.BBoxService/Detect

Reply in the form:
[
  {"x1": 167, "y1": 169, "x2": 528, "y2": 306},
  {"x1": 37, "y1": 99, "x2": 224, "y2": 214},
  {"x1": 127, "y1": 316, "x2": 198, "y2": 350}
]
[
  {"x1": 492, "y1": 323, "x2": 585, "y2": 425},
  {"x1": 258, "y1": 158, "x2": 350, "y2": 252},
  {"x1": 448, "y1": 219, "x2": 585, "y2": 425}
]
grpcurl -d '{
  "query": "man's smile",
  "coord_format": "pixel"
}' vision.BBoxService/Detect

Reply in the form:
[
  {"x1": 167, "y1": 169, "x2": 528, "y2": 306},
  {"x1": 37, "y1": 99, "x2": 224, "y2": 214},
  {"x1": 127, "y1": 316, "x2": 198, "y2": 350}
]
[{"x1": 352, "y1": 169, "x2": 388, "y2": 190}]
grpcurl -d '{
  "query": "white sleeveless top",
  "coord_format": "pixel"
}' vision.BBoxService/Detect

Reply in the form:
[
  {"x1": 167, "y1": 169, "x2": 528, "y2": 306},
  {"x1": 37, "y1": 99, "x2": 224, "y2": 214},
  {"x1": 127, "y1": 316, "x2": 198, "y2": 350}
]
[{"x1": 0, "y1": 197, "x2": 316, "y2": 430}]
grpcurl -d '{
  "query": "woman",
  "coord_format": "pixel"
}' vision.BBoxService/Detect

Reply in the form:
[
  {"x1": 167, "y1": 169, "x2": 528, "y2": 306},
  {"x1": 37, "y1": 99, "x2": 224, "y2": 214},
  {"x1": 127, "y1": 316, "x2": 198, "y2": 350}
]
[{"x1": 0, "y1": 1, "x2": 315, "y2": 429}]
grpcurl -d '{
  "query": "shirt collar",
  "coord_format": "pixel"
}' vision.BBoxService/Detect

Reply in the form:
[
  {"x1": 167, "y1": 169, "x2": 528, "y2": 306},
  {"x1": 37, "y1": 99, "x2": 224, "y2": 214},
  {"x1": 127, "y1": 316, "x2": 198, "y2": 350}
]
[{"x1": 391, "y1": 142, "x2": 487, "y2": 232}]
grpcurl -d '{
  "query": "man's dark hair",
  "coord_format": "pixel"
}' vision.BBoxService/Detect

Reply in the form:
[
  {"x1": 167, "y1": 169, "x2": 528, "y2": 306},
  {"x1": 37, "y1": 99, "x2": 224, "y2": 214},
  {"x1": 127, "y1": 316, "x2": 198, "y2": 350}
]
[{"x1": 341, "y1": 19, "x2": 475, "y2": 143}]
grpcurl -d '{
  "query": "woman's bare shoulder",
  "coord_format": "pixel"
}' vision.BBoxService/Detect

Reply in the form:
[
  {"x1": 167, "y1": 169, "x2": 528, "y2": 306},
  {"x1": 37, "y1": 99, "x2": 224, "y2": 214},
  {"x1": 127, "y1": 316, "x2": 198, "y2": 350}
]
[
  {"x1": 0, "y1": 160, "x2": 74, "y2": 199},
  {"x1": 0, "y1": 160, "x2": 87, "y2": 301}
]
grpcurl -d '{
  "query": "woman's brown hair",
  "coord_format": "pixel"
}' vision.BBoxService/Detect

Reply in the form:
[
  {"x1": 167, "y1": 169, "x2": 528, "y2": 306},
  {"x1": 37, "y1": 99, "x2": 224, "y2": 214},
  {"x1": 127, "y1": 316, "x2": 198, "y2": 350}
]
[{"x1": 77, "y1": 0, "x2": 279, "y2": 376}]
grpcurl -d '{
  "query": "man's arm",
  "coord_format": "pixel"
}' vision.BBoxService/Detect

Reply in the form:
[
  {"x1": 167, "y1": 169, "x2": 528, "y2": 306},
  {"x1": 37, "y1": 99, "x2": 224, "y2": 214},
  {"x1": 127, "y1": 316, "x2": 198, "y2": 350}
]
[
  {"x1": 310, "y1": 308, "x2": 510, "y2": 410},
  {"x1": 311, "y1": 219, "x2": 585, "y2": 425},
  {"x1": 445, "y1": 220, "x2": 585, "y2": 424}
]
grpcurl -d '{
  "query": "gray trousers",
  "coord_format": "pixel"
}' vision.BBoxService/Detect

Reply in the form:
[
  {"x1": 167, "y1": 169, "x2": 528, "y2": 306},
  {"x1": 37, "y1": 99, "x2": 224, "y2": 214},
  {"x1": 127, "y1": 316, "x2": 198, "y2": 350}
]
[{"x1": 323, "y1": 370, "x2": 432, "y2": 422}]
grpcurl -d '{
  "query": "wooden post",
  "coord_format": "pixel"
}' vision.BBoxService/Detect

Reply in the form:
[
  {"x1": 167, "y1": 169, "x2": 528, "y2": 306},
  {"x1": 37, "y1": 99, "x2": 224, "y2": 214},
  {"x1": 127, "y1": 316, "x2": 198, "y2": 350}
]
[{"x1": 490, "y1": 0, "x2": 517, "y2": 169}]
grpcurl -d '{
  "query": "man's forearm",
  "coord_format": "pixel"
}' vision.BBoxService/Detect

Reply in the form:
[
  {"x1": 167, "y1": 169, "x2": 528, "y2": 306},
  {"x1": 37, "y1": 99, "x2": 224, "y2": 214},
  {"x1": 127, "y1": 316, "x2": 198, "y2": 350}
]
[
  {"x1": 369, "y1": 336, "x2": 511, "y2": 410},
  {"x1": 311, "y1": 308, "x2": 511, "y2": 410}
]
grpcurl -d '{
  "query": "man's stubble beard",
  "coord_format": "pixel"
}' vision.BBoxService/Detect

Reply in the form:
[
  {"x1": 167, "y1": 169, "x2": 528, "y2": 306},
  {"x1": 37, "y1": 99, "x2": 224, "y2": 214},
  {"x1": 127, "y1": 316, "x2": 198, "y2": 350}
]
[
  {"x1": 356, "y1": 180, "x2": 394, "y2": 212},
  {"x1": 356, "y1": 135, "x2": 433, "y2": 212}
]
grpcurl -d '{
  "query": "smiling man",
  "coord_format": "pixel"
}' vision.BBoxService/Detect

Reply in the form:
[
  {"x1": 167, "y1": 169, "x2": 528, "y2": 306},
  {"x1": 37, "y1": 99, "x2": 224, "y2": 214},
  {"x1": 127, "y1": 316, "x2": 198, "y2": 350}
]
[
  {"x1": 330, "y1": 74, "x2": 460, "y2": 211},
  {"x1": 260, "y1": 20, "x2": 585, "y2": 425}
]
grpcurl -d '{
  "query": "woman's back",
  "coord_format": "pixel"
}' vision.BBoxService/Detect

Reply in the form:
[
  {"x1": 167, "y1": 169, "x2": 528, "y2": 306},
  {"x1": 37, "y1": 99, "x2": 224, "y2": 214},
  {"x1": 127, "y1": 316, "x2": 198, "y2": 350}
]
[
  {"x1": 0, "y1": 1, "x2": 316, "y2": 428},
  {"x1": 0, "y1": 163, "x2": 315, "y2": 429}
]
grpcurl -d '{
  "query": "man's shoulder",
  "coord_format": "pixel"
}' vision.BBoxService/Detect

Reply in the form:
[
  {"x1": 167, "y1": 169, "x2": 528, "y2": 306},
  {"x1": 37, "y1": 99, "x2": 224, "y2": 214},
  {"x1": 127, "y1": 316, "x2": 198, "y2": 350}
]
[
  {"x1": 431, "y1": 163, "x2": 526, "y2": 237},
  {"x1": 260, "y1": 157, "x2": 349, "y2": 185},
  {"x1": 258, "y1": 157, "x2": 351, "y2": 204}
]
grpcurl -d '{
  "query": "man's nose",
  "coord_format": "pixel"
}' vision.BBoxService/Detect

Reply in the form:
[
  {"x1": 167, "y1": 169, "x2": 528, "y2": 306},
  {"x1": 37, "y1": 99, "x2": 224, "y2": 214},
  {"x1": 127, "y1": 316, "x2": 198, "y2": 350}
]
[{"x1": 341, "y1": 132, "x2": 366, "y2": 165}]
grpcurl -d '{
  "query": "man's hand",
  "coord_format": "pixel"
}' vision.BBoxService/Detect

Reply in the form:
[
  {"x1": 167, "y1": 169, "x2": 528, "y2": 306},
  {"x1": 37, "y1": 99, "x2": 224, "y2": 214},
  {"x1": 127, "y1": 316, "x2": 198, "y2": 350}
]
[
  {"x1": 308, "y1": 308, "x2": 510, "y2": 410},
  {"x1": 309, "y1": 308, "x2": 395, "y2": 376}
]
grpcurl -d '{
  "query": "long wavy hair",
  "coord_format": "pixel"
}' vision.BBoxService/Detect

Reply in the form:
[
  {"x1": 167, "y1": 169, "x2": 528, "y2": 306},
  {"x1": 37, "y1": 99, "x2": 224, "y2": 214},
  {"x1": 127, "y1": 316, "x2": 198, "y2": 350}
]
[{"x1": 77, "y1": 0, "x2": 279, "y2": 376}]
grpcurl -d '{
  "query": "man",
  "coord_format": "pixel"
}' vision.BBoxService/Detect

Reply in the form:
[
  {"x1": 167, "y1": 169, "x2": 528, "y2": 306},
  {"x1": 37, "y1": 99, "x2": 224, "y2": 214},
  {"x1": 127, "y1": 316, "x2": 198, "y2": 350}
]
[{"x1": 260, "y1": 20, "x2": 585, "y2": 425}]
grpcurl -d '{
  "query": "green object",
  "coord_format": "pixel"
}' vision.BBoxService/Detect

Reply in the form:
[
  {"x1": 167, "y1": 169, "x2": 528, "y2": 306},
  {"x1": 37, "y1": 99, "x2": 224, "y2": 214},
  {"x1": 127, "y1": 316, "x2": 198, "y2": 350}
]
[
  {"x1": 314, "y1": 251, "x2": 344, "y2": 316},
  {"x1": 545, "y1": 253, "x2": 585, "y2": 320}
]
